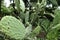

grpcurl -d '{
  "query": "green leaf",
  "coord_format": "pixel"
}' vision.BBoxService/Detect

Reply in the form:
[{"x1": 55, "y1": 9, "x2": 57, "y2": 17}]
[
  {"x1": 0, "y1": 16, "x2": 26, "y2": 40},
  {"x1": 37, "y1": 0, "x2": 47, "y2": 9},
  {"x1": 47, "y1": 24, "x2": 60, "y2": 40},
  {"x1": 30, "y1": 25, "x2": 41, "y2": 37},
  {"x1": 14, "y1": 0, "x2": 20, "y2": 12},
  {"x1": 52, "y1": 9, "x2": 60, "y2": 27},
  {"x1": 25, "y1": 11, "x2": 29, "y2": 24},
  {"x1": 25, "y1": 22, "x2": 32, "y2": 36},
  {"x1": 48, "y1": 0, "x2": 58, "y2": 6},
  {"x1": 51, "y1": 24, "x2": 60, "y2": 31},
  {"x1": 15, "y1": 0, "x2": 25, "y2": 12},
  {"x1": 47, "y1": 29, "x2": 58, "y2": 40},
  {"x1": 20, "y1": 0, "x2": 25, "y2": 12},
  {"x1": 47, "y1": 9, "x2": 60, "y2": 39},
  {"x1": 40, "y1": 18, "x2": 50, "y2": 32},
  {"x1": 1, "y1": 6, "x2": 12, "y2": 14}
]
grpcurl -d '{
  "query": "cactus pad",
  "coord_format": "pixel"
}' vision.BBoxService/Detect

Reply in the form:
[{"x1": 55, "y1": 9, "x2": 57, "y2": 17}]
[{"x1": 0, "y1": 16, "x2": 26, "y2": 40}]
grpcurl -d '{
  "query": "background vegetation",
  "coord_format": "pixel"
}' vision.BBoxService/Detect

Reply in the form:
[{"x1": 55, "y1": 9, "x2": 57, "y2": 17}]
[{"x1": 0, "y1": 0, "x2": 60, "y2": 40}]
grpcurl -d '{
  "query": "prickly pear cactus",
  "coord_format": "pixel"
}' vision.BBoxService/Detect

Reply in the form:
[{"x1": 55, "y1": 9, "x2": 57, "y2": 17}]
[{"x1": 0, "y1": 16, "x2": 26, "y2": 40}]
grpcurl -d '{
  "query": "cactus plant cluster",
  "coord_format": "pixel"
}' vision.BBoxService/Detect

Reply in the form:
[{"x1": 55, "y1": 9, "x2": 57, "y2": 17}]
[{"x1": 0, "y1": 0, "x2": 60, "y2": 40}]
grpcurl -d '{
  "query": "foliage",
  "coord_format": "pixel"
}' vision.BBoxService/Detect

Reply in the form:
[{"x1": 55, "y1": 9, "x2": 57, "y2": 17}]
[{"x1": 0, "y1": 0, "x2": 60, "y2": 40}]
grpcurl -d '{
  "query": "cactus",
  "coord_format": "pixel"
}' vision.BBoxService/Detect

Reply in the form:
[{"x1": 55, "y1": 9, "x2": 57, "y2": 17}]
[{"x1": 0, "y1": 16, "x2": 26, "y2": 40}]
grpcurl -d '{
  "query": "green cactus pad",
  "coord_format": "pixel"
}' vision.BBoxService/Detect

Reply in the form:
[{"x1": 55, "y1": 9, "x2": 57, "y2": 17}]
[{"x1": 0, "y1": 16, "x2": 26, "y2": 40}]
